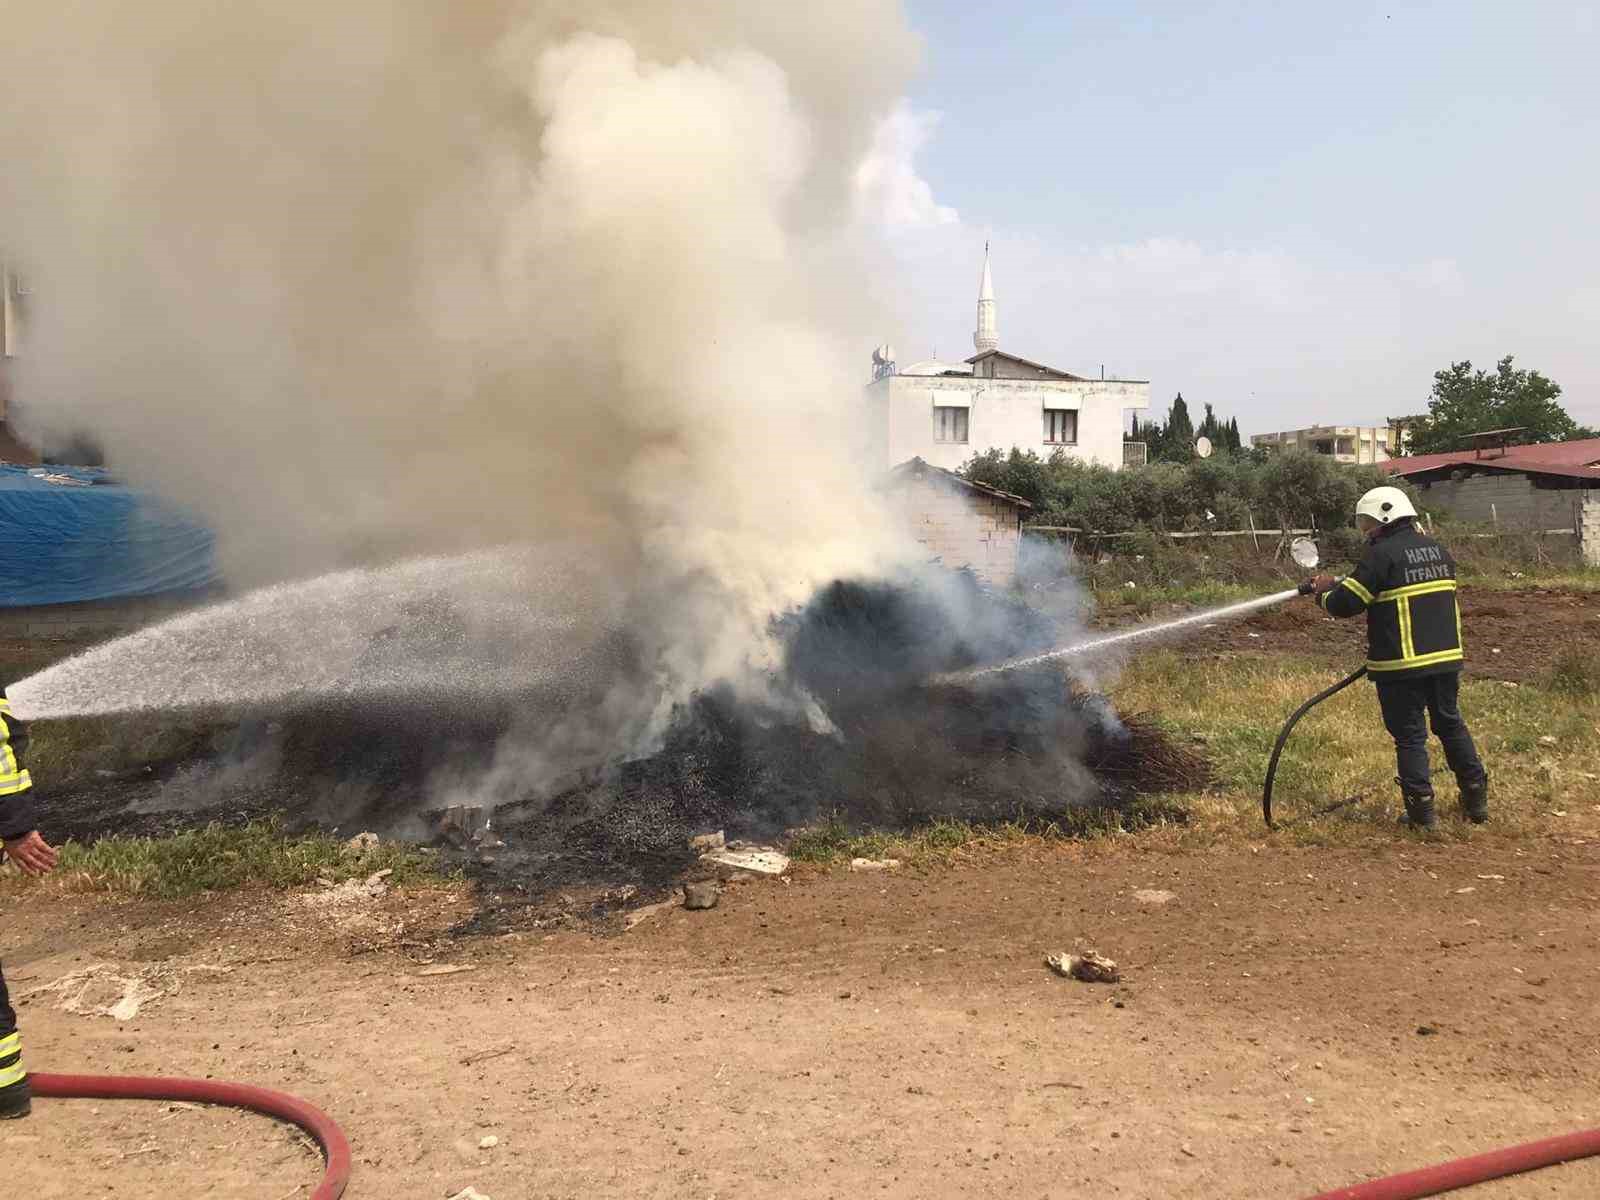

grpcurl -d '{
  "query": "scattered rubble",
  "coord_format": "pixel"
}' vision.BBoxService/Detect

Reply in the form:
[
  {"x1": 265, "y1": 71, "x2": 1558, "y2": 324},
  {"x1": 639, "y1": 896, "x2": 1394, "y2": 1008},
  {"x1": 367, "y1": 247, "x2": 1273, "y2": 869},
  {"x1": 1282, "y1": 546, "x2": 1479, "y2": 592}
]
[
  {"x1": 683, "y1": 880, "x2": 720, "y2": 910},
  {"x1": 1046, "y1": 951, "x2": 1121, "y2": 984},
  {"x1": 623, "y1": 897, "x2": 680, "y2": 930},
  {"x1": 688, "y1": 830, "x2": 726, "y2": 853},
  {"x1": 436, "y1": 805, "x2": 504, "y2": 850},
  {"x1": 478, "y1": 1135, "x2": 500, "y2": 1150},
  {"x1": 301, "y1": 869, "x2": 392, "y2": 908},
  {"x1": 343, "y1": 831, "x2": 381, "y2": 854}
]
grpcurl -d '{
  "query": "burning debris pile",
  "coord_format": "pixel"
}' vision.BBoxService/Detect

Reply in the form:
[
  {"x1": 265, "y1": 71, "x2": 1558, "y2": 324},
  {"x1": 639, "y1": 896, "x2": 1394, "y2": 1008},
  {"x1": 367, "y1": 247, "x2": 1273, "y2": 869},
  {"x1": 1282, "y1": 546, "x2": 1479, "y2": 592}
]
[{"x1": 30, "y1": 572, "x2": 1208, "y2": 904}]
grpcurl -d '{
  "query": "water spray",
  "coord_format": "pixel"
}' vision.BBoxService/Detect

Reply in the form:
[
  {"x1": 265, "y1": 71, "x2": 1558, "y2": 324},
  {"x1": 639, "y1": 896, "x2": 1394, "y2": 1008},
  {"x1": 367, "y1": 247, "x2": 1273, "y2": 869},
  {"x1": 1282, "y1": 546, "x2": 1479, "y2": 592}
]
[{"x1": 933, "y1": 538, "x2": 1324, "y2": 686}]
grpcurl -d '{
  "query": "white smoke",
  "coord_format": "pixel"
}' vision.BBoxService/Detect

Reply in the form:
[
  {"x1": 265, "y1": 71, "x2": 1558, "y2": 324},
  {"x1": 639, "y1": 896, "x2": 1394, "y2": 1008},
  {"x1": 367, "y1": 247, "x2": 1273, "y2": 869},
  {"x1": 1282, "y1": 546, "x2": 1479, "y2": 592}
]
[{"x1": 0, "y1": 3, "x2": 935, "y2": 746}]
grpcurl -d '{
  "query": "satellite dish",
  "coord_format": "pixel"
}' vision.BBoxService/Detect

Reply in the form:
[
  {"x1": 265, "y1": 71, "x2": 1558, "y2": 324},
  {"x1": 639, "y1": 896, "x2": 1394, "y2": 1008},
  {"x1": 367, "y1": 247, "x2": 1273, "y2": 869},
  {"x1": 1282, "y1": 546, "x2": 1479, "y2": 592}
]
[
  {"x1": 1195, "y1": 436, "x2": 1214, "y2": 459},
  {"x1": 1289, "y1": 537, "x2": 1320, "y2": 571}
]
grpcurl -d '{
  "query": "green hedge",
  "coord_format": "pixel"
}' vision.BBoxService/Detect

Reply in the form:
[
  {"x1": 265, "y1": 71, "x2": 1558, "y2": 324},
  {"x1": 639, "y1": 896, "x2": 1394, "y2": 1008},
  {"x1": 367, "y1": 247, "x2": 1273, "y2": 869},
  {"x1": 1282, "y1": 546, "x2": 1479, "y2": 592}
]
[{"x1": 962, "y1": 448, "x2": 1398, "y2": 536}]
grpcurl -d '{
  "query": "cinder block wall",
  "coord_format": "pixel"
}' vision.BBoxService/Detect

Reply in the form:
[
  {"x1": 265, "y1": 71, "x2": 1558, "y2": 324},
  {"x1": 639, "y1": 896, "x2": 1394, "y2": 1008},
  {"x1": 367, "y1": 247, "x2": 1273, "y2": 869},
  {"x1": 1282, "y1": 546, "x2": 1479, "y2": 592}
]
[
  {"x1": 1583, "y1": 492, "x2": 1600, "y2": 566},
  {"x1": 895, "y1": 480, "x2": 1022, "y2": 587},
  {"x1": 1416, "y1": 473, "x2": 1589, "y2": 531}
]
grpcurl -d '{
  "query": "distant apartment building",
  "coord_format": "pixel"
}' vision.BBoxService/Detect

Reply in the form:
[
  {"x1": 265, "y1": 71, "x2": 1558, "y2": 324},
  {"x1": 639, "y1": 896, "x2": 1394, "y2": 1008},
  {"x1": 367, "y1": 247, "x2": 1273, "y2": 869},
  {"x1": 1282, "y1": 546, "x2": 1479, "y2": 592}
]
[
  {"x1": 1250, "y1": 424, "x2": 1395, "y2": 464},
  {"x1": 864, "y1": 247, "x2": 1150, "y2": 471}
]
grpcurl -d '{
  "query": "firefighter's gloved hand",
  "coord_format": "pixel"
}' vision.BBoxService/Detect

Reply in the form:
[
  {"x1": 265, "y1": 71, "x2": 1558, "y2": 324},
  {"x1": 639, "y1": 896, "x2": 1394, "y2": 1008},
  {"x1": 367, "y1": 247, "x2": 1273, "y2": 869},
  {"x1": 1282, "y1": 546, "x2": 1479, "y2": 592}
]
[
  {"x1": 1309, "y1": 573, "x2": 1338, "y2": 596},
  {"x1": 2, "y1": 830, "x2": 58, "y2": 877},
  {"x1": 1297, "y1": 578, "x2": 1316, "y2": 596}
]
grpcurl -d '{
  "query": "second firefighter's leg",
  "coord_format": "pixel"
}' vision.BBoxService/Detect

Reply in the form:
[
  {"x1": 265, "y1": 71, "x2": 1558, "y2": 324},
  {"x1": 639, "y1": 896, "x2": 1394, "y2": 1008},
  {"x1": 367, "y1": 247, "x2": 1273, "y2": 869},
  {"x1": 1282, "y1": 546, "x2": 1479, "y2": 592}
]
[
  {"x1": 1426, "y1": 673, "x2": 1488, "y2": 823},
  {"x1": 1376, "y1": 680, "x2": 1435, "y2": 828},
  {"x1": 0, "y1": 959, "x2": 29, "y2": 1120}
]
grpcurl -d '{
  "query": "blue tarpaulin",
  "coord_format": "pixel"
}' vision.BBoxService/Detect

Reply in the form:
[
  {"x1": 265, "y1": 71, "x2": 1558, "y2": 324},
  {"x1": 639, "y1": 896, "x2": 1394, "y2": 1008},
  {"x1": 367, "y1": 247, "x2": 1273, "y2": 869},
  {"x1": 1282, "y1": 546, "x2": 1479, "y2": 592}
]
[{"x1": 0, "y1": 465, "x2": 220, "y2": 606}]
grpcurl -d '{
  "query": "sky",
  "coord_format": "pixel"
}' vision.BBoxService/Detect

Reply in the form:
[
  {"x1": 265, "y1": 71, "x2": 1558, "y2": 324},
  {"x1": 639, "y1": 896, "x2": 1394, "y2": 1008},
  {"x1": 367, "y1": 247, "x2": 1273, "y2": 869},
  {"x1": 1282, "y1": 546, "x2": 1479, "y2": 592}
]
[{"x1": 859, "y1": 0, "x2": 1600, "y2": 436}]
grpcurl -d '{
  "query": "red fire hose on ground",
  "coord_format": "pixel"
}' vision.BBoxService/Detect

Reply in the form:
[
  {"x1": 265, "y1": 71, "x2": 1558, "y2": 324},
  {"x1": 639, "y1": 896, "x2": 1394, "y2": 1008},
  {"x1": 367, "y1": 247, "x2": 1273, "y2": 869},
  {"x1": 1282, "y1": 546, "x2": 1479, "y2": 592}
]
[
  {"x1": 1303, "y1": 1126, "x2": 1600, "y2": 1198},
  {"x1": 28, "y1": 1072, "x2": 351, "y2": 1200},
  {"x1": 27, "y1": 1071, "x2": 1598, "y2": 1200}
]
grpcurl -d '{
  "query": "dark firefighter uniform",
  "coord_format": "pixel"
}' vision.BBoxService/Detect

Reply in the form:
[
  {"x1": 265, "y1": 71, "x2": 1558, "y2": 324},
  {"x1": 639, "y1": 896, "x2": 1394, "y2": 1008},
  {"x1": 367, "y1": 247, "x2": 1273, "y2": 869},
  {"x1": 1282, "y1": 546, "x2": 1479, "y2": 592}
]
[
  {"x1": 2, "y1": 689, "x2": 36, "y2": 1117},
  {"x1": 1318, "y1": 520, "x2": 1488, "y2": 824}
]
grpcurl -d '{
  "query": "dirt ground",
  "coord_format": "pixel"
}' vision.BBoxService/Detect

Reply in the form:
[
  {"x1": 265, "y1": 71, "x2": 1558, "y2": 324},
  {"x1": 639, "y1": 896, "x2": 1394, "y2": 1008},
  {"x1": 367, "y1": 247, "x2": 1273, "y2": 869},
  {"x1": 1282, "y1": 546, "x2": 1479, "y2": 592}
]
[
  {"x1": 1182, "y1": 587, "x2": 1600, "y2": 682},
  {"x1": 6, "y1": 832, "x2": 1599, "y2": 1199}
]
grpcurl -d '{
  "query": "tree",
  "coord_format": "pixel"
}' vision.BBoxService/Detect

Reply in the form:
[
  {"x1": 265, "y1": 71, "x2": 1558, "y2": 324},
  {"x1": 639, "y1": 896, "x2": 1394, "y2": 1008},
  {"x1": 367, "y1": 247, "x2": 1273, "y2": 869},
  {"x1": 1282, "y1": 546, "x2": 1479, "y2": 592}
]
[
  {"x1": 1226, "y1": 417, "x2": 1242, "y2": 452},
  {"x1": 1405, "y1": 357, "x2": 1593, "y2": 455},
  {"x1": 1165, "y1": 392, "x2": 1195, "y2": 461}
]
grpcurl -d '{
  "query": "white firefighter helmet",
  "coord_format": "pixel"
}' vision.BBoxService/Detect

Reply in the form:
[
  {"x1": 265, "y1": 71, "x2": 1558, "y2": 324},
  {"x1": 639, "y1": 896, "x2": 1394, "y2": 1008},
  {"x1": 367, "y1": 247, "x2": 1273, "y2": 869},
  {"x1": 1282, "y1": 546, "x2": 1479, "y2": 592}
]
[{"x1": 1355, "y1": 485, "x2": 1417, "y2": 525}]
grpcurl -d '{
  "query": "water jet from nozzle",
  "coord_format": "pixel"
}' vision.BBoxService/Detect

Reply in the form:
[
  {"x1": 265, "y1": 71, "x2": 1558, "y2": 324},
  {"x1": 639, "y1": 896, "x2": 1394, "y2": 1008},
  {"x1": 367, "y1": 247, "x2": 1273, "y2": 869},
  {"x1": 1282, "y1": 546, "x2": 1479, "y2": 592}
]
[{"x1": 935, "y1": 538, "x2": 1319, "y2": 685}]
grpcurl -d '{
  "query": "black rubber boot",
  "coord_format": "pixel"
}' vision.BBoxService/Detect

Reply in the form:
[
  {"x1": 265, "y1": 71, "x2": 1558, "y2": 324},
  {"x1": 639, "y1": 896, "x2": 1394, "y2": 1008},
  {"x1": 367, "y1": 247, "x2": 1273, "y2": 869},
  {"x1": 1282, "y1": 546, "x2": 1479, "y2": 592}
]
[
  {"x1": 1458, "y1": 779, "x2": 1489, "y2": 823},
  {"x1": 1398, "y1": 788, "x2": 1437, "y2": 830},
  {"x1": 0, "y1": 1078, "x2": 30, "y2": 1120}
]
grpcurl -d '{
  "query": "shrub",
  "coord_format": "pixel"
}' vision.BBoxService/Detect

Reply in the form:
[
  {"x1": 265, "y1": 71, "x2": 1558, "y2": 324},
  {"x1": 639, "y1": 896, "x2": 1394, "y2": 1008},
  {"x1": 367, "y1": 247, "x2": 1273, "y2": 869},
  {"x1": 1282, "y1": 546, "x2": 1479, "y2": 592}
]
[{"x1": 962, "y1": 449, "x2": 1397, "y2": 535}]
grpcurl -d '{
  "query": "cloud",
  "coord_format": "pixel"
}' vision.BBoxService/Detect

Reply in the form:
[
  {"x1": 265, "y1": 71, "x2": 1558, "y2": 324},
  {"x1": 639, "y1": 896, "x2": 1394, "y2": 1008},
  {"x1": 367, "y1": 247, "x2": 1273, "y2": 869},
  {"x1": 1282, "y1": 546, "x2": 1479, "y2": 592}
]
[{"x1": 855, "y1": 100, "x2": 959, "y2": 230}]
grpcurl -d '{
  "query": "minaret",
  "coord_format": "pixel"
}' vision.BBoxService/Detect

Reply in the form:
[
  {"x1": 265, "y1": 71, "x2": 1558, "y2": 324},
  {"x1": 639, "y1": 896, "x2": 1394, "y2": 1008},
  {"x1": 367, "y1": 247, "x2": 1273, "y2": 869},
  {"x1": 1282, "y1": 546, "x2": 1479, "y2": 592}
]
[{"x1": 973, "y1": 242, "x2": 998, "y2": 353}]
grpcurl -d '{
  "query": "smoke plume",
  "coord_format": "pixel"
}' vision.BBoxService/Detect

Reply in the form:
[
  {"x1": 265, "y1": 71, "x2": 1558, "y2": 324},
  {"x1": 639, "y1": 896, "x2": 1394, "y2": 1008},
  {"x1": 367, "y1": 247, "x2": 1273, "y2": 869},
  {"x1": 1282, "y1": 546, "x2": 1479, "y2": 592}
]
[{"x1": 1, "y1": 3, "x2": 935, "y2": 740}]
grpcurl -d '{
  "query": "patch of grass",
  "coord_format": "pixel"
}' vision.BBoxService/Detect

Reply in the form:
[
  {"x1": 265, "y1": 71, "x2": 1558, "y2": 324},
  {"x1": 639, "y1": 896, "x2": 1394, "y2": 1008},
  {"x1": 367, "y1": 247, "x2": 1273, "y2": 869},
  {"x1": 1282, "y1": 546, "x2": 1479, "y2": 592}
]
[
  {"x1": 1460, "y1": 570, "x2": 1600, "y2": 593},
  {"x1": 1110, "y1": 650, "x2": 1600, "y2": 847},
  {"x1": 21, "y1": 713, "x2": 225, "y2": 787},
  {"x1": 2, "y1": 818, "x2": 443, "y2": 900},
  {"x1": 1546, "y1": 647, "x2": 1600, "y2": 698}
]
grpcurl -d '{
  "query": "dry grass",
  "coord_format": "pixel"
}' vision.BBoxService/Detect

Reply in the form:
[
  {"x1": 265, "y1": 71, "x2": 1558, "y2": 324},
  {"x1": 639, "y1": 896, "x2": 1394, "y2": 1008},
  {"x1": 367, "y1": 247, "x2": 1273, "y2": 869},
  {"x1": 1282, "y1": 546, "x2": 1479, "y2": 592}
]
[{"x1": 1110, "y1": 650, "x2": 1600, "y2": 847}]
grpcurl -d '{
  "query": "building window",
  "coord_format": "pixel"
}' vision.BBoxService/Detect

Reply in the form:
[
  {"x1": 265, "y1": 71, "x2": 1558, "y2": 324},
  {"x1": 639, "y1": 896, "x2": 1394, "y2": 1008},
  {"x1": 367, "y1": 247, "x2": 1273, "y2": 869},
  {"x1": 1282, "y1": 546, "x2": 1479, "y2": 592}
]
[
  {"x1": 1314, "y1": 439, "x2": 1335, "y2": 455},
  {"x1": 1336, "y1": 437, "x2": 1355, "y2": 456},
  {"x1": 1044, "y1": 409, "x2": 1077, "y2": 444},
  {"x1": 934, "y1": 406, "x2": 969, "y2": 443}
]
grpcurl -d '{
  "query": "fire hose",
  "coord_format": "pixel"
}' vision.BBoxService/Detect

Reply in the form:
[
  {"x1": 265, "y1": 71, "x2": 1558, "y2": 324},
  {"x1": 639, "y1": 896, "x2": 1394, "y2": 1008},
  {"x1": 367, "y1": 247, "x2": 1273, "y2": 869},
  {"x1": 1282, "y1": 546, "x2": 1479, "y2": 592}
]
[
  {"x1": 1262, "y1": 662, "x2": 1369, "y2": 828},
  {"x1": 28, "y1": 1072, "x2": 351, "y2": 1200},
  {"x1": 1302, "y1": 1127, "x2": 1600, "y2": 1198}
]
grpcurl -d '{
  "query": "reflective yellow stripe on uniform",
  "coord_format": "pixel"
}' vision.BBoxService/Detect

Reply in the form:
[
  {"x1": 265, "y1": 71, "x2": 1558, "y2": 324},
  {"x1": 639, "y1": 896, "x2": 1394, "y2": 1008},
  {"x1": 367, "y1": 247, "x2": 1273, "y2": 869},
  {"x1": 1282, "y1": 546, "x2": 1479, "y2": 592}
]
[
  {"x1": 1367, "y1": 648, "x2": 1465, "y2": 672},
  {"x1": 0, "y1": 1063, "x2": 24, "y2": 1089},
  {"x1": 1341, "y1": 576, "x2": 1375, "y2": 604},
  {"x1": 0, "y1": 1032, "x2": 19, "y2": 1059},
  {"x1": 1375, "y1": 580, "x2": 1458, "y2": 602},
  {"x1": 1, "y1": 701, "x2": 30, "y2": 794}
]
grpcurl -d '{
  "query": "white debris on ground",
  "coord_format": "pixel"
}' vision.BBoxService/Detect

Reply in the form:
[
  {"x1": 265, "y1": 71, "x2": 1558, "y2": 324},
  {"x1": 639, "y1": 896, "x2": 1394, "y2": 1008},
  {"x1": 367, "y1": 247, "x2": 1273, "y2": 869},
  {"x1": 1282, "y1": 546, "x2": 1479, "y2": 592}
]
[
  {"x1": 1133, "y1": 889, "x2": 1177, "y2": 906},
  {"x1": 1046, "y1": 951, "x2": 1122, "y2": 984},
  {"x1": 300, "y1": 869, "x2": 392, "y2": 908},
  {"x1": 682, "y1": 880, "x2": 720, "y2": 910},
  {"x1": 446, "y1": 1189, "x2": 492, "y2": 1200},
  {"x1": 850, "y1": 858, "x2": 902, "y2": 872},
  {"x1": 688, "y1": 830, "x2": 726, "y2": 853},
  {"x1": 22, "y1": 962, "x2": 231, "y2": 1021},
  {"x1": 700, "y1": 846, "x2": 790, "y2": 877}
]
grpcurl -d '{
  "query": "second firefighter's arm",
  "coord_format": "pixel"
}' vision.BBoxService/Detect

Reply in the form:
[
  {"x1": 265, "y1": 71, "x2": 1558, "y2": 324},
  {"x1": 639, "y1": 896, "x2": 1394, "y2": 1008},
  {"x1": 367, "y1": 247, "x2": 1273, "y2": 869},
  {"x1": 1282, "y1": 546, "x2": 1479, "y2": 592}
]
[
  {"x1": 1319, "y1": 549, "x2": 1384, "y2": 619},
  {"x1": 1, "y1": 697, "x2": 40, "y2": 843}
]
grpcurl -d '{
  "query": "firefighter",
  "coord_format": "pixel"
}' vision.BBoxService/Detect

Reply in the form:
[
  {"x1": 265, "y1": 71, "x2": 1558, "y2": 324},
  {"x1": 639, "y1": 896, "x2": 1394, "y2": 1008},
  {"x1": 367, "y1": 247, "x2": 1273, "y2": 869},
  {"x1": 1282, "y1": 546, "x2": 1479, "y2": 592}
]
[
  {"x1": 1307, "y1": 487, "x2": 1489, "y2": 829},
  {"x1": 2, "y1": 687, "x2": 59, "y2": 1120}
]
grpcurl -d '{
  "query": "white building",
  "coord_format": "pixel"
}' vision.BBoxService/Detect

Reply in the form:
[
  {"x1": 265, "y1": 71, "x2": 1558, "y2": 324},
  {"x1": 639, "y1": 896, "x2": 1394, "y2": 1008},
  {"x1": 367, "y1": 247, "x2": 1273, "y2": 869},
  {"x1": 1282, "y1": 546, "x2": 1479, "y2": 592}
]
[
  {"x1": 1250, "y1": 425, "x2": 1395, "y2": 464},
  {"x1": 865, "y1": 248, "x2": 1150, "y2": 471}
]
